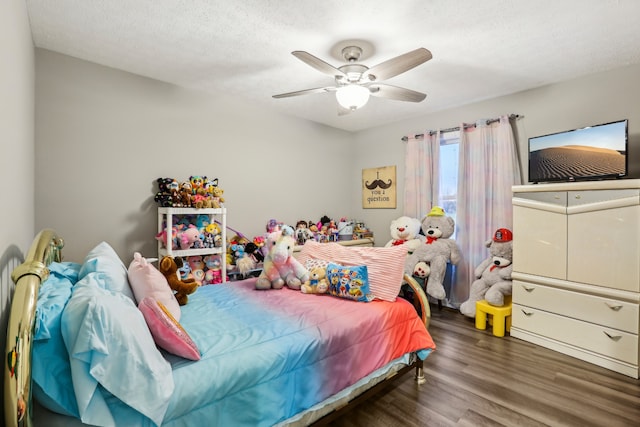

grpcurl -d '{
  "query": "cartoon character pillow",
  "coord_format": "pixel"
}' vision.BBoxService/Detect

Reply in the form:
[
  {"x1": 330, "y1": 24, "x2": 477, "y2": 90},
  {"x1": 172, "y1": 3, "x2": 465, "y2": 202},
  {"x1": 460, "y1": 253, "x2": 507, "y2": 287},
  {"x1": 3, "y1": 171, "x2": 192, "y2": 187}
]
[{"x1": 325, "y1": 263, "x2": 374, "y2": 302}]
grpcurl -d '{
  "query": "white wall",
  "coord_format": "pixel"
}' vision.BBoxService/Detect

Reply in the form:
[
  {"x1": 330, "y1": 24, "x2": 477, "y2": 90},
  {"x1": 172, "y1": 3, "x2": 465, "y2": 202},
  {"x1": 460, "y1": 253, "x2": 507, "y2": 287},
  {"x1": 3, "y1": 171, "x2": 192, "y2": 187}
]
[
  {"x1": 34, "y1": 49, "x2": 354, "y2": 262},
  {"x1": 34, "y1": 49, "x2": 640, "y2": 262},
  {"x1": 0, "y1": 1, "x2": 35, "y2": 252},
  {"x1": 352, "y1": 63, "x2": 640, "y2": 242},
  {"x1": 0, "y1": 0, "x2": 35, "y2": 419}
]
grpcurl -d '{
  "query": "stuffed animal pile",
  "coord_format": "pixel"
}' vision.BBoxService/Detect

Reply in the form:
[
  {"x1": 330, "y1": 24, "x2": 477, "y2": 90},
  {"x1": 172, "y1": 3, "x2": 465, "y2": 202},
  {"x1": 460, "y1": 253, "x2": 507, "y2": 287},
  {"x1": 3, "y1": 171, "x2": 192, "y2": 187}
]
[
  {"x1": 384, "y1": 216, "x2": 424, "y2": 253},
  {"x1": 256, "y1": 225, "x2": 309, "y2": 290},
  {"x1": 459, "y1": 228, "x2": 513, "y2": 318},
  {"x1": 267, "y1": 217, "x2": 370, "y2": 244},
  {"x1": 404, "y1": 206, "x2": 461, "y2": 300},
  {"x1": 154, "y1": 176, "x2": 225, "y2": 209}
]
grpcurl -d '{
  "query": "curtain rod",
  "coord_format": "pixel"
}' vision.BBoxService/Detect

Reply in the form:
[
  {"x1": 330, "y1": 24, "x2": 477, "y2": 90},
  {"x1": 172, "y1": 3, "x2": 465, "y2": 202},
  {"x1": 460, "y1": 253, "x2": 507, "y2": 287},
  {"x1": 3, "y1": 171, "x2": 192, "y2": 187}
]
[{"x1": 400, "y1": 114, "x2": 522, "y2": 142}]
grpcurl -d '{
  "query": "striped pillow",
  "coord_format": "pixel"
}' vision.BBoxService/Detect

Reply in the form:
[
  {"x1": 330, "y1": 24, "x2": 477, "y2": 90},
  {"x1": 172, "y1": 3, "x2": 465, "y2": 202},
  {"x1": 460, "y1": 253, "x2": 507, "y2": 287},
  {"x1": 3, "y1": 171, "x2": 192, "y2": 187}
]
[{"x1": 297, "y1": 241, "x2": 409, "y2": 302}]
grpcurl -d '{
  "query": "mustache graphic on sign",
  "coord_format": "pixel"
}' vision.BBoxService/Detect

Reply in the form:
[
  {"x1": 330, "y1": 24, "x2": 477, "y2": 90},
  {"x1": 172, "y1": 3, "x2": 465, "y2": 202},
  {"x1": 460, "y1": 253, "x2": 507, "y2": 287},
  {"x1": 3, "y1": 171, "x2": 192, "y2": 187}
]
[{"x1": 365, "y1": 172, "x2": 393, "y2": 190}]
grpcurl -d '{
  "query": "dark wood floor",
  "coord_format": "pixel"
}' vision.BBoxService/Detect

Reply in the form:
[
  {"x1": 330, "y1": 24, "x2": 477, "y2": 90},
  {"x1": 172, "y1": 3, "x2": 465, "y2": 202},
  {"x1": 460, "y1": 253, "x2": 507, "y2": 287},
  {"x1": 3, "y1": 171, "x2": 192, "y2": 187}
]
[{"x1": 323, "y1": 305, "x2": 640, "y2": 427}]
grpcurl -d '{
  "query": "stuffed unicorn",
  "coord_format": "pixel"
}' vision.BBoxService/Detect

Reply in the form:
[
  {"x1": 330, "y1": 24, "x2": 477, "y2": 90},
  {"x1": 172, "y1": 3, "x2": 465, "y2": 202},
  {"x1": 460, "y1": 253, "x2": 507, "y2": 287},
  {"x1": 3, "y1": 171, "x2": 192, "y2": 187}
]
[{"x1": 256, "y1": 225, "x2": 309, "y2": 290}]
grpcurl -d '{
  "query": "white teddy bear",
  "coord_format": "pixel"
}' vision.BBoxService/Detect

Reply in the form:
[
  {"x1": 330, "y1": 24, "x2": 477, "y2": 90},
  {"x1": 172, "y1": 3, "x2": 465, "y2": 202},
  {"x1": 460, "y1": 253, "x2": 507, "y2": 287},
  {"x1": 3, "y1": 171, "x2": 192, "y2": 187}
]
[
  {"x1": 459, "y1": 228, "x2": 513, "y2": 318},
  {"x1": 404, "y1": 207, "x2": 461, "y2": 300},
  {"x1": 384, "y1": 216, "x2": 425, "y2": 253}
]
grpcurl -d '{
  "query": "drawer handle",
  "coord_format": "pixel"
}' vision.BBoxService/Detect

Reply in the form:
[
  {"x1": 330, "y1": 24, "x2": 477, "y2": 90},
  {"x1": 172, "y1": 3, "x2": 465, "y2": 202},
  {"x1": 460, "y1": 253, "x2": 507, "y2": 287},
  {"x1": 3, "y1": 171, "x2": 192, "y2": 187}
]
[
  {"x1": 521, "y1": 285, "x2": 535, "y2": 293},
  {"x1": 604, "y1": 302, "x2": 623, "y2": 311},
  {"x1": 603, "y1": 331, "x2": 622, "y2": 341},
  {"x1": 520, "y1": 309, "x2": 534, "y2": 317}
]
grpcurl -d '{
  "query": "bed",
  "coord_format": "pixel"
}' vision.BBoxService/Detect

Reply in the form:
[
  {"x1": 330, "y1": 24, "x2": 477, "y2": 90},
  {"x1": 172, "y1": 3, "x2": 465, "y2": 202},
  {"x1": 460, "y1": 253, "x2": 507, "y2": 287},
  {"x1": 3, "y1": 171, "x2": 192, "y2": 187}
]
[{"x1": 4, "y1": 229, "x2": 435, "y2": 427}]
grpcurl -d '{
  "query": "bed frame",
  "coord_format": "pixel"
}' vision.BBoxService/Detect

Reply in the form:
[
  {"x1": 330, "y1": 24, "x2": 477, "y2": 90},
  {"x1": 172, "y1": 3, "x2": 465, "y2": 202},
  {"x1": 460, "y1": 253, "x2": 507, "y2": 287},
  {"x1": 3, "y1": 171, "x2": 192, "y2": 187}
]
[{"x1": 4, "y1": 229, "x2": 430, "y2": 427}]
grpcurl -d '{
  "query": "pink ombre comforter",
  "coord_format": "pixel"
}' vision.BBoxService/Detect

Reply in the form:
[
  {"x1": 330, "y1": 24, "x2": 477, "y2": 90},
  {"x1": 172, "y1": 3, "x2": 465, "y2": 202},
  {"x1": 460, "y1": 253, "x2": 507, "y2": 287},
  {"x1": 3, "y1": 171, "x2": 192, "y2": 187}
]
[{"x1": 107, "y1": 277, "x2": 435, "y2": 426}]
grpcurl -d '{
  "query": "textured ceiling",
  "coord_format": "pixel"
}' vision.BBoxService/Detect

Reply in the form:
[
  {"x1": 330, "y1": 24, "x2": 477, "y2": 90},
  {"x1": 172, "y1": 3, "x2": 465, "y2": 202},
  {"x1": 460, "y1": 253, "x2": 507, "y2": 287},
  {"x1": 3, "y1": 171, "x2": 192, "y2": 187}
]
[{"x1": 25, "y1": 0, "x2": 640, "y2": 132}]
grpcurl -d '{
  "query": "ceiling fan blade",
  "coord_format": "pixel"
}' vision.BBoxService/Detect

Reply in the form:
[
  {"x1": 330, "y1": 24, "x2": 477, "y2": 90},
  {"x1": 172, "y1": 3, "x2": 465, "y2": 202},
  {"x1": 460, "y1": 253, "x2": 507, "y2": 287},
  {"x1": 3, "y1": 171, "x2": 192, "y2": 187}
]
[
  {"x1": 365, "y1": 48, "x2": 432, "y2": 82},
  {"x1": 292, "y1": 51, "x2": 347, "y2": 78},
  {"x1": 272, "y1": 86, "x2": 337, "y2": 99},
  {"x1": 368, "y1": 84, "x2": 427, "y2": 102}
]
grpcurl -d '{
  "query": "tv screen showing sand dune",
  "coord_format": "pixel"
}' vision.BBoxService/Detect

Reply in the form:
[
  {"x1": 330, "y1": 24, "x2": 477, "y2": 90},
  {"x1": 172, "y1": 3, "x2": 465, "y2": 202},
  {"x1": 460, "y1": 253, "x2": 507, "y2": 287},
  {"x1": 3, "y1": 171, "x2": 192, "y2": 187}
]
[
  {"x1": 528, "y1": 120, "x2": 628, "y2": 182},
  {"x1": 529, "y1": 145, "x2": 625, "y2": 181}
]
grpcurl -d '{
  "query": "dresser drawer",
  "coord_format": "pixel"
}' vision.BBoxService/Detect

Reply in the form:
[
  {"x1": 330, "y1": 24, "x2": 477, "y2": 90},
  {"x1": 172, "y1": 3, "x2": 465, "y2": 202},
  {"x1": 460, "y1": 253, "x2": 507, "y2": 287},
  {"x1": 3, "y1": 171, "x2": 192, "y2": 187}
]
[
  {"x1": 513, "y1": 281, "x2": 639, "y2": 334},
  {"x1": 512, "y1": 304, "x2": 638, "y2": 364}
]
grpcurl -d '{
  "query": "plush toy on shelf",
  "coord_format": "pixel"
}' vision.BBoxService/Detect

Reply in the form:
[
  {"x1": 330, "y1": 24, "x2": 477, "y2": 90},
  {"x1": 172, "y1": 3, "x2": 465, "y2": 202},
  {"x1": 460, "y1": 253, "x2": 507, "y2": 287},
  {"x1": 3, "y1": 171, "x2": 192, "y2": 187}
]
[
  {"x1": 193, "y1": 187, "x2": 214, "y2": 209},
  {"x1": 189, "y1": 175, "x2": 207, "y2": 194},
  {"x1": 404, "y1": 206, "x2": 461, "y2": 300},
  {"x1": 187, "y1": 255, "x2": 206, "y2": 286},
  {"x1": 177, "y1": 224, "x2": 201, "y2": 250},
  {"x1": 295, "y1": 220, "x2": 315, "y2": 245},
  {"x1": 459, "y1": 228, "x2": 514, "y2": 318},
  {"x1": 179, "y1": 181, "x2": 193, "y2": 207},
  {"x1": 256, "y1": 225, "x2": 309, "y2": 290},
  {"x1": 384, "y1": 216, "x2": 425, "y2": 253},
  {"x1": 209, "y1": 186, "x2": 225, "y2": 208},
  {"x1": 158, "y1": 256, "x2": 198, "y2": 305},
  {"x1": 202, "y1": 254, "x2": 223, "y2": 285}
]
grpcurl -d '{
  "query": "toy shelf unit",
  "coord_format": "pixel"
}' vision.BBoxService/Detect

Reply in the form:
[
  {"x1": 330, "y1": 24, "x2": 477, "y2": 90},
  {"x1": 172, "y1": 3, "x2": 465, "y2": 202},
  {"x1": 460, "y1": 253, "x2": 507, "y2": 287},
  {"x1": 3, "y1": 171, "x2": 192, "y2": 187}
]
[
  {"x1": 511, "y1": 180, "x2": 640, "y2": 378},
  {"x1": 157, "y1": 207, "x2": 227, "y2": 283}
]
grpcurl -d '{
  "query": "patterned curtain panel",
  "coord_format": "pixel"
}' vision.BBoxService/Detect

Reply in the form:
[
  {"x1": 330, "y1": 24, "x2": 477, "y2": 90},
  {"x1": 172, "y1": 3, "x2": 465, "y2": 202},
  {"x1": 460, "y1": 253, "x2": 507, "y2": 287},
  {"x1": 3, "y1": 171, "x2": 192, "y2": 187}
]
[
  {"x1": 454, "y1": 115, "x2": 521, "y2": 305},
  {"x1": 403, "y1": 131, "x2": 440, "y2": 219}
]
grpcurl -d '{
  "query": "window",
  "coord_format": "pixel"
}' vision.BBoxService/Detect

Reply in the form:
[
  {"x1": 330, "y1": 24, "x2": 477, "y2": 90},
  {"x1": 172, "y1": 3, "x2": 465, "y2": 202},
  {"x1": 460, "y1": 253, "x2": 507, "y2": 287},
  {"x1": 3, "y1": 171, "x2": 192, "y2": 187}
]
[{"x1": 438, "y1": 131, "x2": 460, "y2": 238}]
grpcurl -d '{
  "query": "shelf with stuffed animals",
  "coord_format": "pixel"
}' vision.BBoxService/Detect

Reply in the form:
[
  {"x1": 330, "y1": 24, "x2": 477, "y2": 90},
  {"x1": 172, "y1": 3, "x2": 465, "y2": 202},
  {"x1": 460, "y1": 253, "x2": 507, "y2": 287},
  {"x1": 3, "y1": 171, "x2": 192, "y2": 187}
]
[
  {"x1": 156, "y1": 207, "x2": 228, "y2": 283},
  {"x1": 154, "y1": 175, "x2": 229, "y2": 284}
]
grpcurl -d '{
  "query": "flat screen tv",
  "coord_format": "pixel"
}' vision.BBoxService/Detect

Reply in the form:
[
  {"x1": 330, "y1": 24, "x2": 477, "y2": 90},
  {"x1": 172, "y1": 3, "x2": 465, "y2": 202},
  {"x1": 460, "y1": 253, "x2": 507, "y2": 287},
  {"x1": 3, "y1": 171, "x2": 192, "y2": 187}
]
[{"x1": 528, "y1": 119, "x2": 628, "y2": 183}]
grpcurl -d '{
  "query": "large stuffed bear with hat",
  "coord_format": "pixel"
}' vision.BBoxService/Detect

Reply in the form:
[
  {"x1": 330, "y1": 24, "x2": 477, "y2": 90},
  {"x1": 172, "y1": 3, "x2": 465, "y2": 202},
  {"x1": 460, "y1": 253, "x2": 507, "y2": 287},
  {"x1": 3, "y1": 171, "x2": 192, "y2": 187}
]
[
  {"x1": 404, "y1": 207, "x2": 461, "y2": 300},
  {"x1": 459, "y1": 228, "x2": 513, "y2": 318}
]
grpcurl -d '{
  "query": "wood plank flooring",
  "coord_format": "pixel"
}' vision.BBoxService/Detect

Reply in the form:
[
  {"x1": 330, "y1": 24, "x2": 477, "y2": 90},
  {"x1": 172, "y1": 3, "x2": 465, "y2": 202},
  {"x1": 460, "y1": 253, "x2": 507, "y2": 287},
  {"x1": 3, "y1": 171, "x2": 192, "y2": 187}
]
[{"x1": 321, "y1": 305, "x2": 640, "y2": 427}]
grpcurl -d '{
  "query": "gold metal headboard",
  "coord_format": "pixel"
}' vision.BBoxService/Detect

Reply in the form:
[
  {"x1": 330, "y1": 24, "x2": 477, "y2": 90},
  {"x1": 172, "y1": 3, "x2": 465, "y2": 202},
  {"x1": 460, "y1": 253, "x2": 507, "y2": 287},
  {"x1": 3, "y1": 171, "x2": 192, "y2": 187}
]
[
  {"x1": 4, "y1": 229, "x2": 63, "y2": 427},
  {"x1": 403, "y1": 274, "x2": 431, "y2": 329}
]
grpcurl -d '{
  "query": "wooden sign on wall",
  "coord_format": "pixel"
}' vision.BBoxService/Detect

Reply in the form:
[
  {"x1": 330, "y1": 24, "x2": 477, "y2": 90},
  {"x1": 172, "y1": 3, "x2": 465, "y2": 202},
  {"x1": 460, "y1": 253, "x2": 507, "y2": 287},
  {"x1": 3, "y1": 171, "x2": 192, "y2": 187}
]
[{"x1": 362, "y1": 165, "x2": 397, "y2": 209}]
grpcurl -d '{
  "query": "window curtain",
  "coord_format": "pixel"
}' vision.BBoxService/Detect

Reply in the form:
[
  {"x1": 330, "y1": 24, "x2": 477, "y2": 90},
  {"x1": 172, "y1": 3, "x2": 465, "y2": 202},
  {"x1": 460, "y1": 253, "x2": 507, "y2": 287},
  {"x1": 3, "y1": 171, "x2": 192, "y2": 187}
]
[
  {"x1": 403, "y1": 115, "x2": 521, "y2": 307},
  {"x1": 403, "y1": 131, "x2": 440, "y2": 219},
  {"x1": 453, "y1": 115, "x2": 522, "y2": 306}
]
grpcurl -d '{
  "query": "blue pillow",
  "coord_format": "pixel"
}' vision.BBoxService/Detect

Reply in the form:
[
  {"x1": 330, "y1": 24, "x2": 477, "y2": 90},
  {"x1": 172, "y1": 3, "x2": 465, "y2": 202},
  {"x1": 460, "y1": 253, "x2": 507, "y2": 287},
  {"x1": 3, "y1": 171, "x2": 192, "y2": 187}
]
[
  {"x1": 61, "y1": 272, "x2": 174, "y2": 426},
  {"x1": 78, "y1": 242, "x2": 134, "y2": 301},
  {"x1": 325, "y1": 263, "x2": 374, "y2": 302},
  {"x1": 33, "y1": 261, "x2": 81, "y2": 417}
]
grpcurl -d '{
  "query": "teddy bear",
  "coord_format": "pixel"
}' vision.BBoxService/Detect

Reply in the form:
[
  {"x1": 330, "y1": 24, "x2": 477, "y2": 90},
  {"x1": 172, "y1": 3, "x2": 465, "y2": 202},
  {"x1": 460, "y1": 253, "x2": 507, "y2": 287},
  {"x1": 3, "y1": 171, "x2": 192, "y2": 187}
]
[
  {"x1": 459, "y1": 228, "x2": 513, "y2": 318},
  {"x1": 384, "y1": 216, "x2": 425, "y2": 253},
  {"x1": 179, "y1": 181, "x2": 193, "y2": 207},
  {"x1": 256, "y1": 225, "x2": 309, "y2": 290},
  {"x1": 301, "y1": 267, "x2": 329, "y2": 294},
  {"x1": 193, "y1": 187, "x2": 215, "y2": 208},
  {"x1": 158, "y1": 256, "x2": 198, "y2": 305},
  {"x1": 209, "y1": 186, "x2": 225, "y2": 208},
  {"x1": 404, "y1": 206, "x2": 461, "y2": 300}
]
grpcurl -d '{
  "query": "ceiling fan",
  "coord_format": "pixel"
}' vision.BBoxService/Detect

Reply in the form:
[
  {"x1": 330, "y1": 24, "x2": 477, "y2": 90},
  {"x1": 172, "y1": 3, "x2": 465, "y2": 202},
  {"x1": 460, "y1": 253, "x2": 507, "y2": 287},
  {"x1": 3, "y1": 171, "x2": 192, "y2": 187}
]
[{"x1": 273, "y1": 45, "x2": 432, "y2": 114}]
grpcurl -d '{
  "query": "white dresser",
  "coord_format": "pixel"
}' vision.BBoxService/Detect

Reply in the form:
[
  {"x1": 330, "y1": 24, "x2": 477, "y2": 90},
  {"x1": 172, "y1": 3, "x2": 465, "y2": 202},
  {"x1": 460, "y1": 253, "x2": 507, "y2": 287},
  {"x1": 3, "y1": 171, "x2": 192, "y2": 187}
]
[{"x1": 511, "y1": 180, "x2": 640, "y2": 378}]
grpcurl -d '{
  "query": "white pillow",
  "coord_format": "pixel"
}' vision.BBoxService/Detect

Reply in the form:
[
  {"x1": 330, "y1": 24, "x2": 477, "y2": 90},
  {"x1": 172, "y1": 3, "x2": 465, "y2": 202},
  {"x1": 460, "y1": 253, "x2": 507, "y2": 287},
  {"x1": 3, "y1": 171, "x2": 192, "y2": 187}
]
[
  {"x1": 78, "y1": 242, "x2": 134, "y2": 301},
  {"x1": 61, "y1": 272, "x2": 174, "y2": 426}
]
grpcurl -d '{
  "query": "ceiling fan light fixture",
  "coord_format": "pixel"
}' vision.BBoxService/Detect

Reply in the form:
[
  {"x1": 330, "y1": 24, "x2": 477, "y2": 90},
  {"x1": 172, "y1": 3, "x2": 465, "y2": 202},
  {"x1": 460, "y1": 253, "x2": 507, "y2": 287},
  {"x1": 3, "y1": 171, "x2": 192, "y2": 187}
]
[{"x1": 336, "y1": 85, "x2": 369, "y2": 110}]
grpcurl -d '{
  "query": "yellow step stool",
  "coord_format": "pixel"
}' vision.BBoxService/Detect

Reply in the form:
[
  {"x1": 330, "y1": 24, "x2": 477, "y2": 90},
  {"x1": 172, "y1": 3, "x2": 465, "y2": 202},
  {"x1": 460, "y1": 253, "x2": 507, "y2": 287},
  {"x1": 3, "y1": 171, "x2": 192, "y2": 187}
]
[{"x1": 475, "y1": 295, "x2": 512, "y2": 337}]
